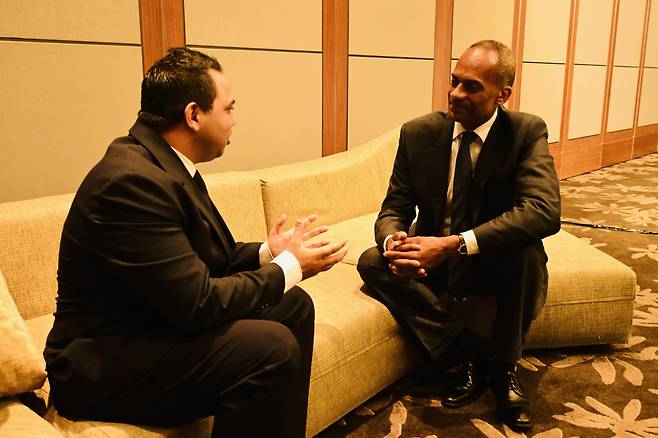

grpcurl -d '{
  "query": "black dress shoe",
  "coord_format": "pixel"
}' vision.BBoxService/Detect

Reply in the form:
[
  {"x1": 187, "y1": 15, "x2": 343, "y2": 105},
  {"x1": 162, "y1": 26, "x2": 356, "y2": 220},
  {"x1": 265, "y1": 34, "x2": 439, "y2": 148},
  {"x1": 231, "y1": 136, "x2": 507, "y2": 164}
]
[
  {"x1": 491, "y1": 367, "x2": 532, "y2": 430},
  {"x1": 441, "y1": 359, "x2": 487, "y2": 408}
]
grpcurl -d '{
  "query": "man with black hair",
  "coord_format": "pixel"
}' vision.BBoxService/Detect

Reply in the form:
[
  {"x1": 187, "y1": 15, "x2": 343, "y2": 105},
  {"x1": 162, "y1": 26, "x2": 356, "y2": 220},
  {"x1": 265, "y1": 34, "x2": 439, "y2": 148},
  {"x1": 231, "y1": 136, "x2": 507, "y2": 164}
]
[
  {"x1": 45, "y1": 47, "x2": 347, "y2": 438},
  {"x1": 358, "y1": 40, "x2": 560, "y2": 429}
]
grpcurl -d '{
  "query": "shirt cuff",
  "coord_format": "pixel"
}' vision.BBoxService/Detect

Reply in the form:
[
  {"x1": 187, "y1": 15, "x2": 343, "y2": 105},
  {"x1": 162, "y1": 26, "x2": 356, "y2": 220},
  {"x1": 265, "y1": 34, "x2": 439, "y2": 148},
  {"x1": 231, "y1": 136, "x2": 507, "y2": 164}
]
[
  {"x1": 259, "y1": 242, "x2": 274, "y2": 266},
  {"x1": 461, "y1": 230, "x2": 480, "y2": 255},
  {"x1": 383, "y1": 235, "x2": 393, "y2": 252},
  {"x1": 272, "y1": 250, "x2": 303, "y2": 293}
]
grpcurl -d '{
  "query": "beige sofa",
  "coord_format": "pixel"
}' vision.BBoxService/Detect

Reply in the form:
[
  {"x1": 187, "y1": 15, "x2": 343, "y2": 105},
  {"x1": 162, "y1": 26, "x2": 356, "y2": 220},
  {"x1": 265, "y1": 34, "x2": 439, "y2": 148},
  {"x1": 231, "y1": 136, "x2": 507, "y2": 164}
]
[{"x1": 0, "y1": 127, "x2": 637, "y2": 437}]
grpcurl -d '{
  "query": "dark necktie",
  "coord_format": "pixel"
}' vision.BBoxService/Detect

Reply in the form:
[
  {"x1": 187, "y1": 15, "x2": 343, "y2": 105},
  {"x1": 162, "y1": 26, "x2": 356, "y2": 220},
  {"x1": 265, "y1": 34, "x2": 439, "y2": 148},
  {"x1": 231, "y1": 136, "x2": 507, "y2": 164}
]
[
  {"x1": 447, "y1": 131, "x2": 477, "y2": 299},
  {"x1": 450, "y1": 131, "x2": 477, "y2": 235}
]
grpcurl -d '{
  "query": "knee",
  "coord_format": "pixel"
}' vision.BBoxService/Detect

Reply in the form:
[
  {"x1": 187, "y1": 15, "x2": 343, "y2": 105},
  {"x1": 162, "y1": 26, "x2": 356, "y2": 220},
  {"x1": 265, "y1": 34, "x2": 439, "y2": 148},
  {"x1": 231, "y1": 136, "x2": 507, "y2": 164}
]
[
  {"x1": 285, "y1": 287, "x2": 315, "y2": 326},
  {"x1": 357, "y1": 246, "x2": 385, "y2": 280},
  {"x1": 256, "y1": 323, "x2": 303, "y2": 374}
]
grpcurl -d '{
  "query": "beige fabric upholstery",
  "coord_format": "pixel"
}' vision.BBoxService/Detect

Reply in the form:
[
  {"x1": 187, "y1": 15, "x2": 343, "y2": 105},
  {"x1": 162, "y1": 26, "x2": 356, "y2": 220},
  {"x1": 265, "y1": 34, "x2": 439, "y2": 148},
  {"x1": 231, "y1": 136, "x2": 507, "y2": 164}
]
[
  {"x1": 526, "y1": 230, "x2": 636, "y2": 348},
  {"x1": 0, "y1": 194, "x2": 73, "y2": 320},
  {"x1": 0, "y1": 270, "x2": 47, "y2": 397},
  {"x1": 203, "y1": 171, "x2": 268, "y2": 242},
  {"x1": 258, "y1": 128, "x2": 399, "y2": 230},
  {"x1": 25, "y1": 314, "x2": 55, "y2": 403},
  {"x1": 0, "y1": 397, "x2": 62, "y2": 437},
  {"x1": 44, "y1": 408, "x2": 212, "y2": 438},
  {"x1": 313, "y1": 210, "x2": 636, "y2": 350},
  {"x1": 300, "y1": 263, "x2": 422, "y2": 437}
]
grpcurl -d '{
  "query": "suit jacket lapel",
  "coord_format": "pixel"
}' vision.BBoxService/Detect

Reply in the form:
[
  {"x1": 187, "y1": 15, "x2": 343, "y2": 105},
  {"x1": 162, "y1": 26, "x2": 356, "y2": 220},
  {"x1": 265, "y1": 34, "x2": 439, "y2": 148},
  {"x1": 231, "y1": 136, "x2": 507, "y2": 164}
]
[
  {"x1": 429, "y1": 118, "x2": 454, "y2": 232},
  {"x1": 128, "y1": 121, "x2": 233, "y2": 253}
]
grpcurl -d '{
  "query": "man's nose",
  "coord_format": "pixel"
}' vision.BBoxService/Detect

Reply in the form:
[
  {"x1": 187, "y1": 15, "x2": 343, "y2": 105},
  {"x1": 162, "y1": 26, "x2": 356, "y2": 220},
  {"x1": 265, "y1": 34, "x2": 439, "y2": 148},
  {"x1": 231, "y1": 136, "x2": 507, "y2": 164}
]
[{"x1": 450, "y1": 84, "x2": 465, "y2": 100}]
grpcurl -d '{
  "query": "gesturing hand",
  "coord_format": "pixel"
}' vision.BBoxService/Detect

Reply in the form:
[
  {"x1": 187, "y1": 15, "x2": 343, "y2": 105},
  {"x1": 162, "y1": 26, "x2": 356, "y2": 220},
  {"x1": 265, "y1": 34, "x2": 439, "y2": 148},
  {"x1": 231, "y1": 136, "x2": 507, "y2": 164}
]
[
  {"x1": 267, "y1": 215, "x2": 329, "y2": 258},
  {"x1": 283, "y1": 217, "x2": 348, "y2": 279}
]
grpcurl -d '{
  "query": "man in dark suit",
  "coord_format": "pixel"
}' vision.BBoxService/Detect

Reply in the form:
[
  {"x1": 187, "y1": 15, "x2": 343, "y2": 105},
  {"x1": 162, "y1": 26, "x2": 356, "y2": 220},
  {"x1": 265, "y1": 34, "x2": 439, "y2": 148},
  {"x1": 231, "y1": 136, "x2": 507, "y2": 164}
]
[
  {"x1": 357, "y1": 40, "x2": 560, "y2": 429},
  {"x1": 45, "y1": 47, "x2": 347, "y2": 438}
]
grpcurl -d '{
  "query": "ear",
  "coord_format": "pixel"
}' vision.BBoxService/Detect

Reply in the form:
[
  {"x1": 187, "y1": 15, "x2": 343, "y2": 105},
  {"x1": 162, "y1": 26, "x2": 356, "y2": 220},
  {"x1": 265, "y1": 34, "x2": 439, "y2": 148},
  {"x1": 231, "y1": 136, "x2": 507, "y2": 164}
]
[
  {"x1": 497, "y1": 86, "x2": 513, "y2": 106},
  {"x1": 183, "y1": 102, "x2": 203, "y2": 132}
]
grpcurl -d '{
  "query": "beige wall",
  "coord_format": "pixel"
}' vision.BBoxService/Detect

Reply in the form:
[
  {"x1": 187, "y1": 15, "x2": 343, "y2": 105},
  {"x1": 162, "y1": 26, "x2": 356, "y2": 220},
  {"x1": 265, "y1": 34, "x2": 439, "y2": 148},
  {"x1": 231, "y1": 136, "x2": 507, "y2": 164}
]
[
  {"x1": 0, "y1": 1, "x2": 142, "y2": 203},
  {"x1": 185, "y1": 0, "x2": 323, "y2": 174},
  {"x1": 2, "y1": 0, "x2": 657, "y2": 202},
  {"x1": 347, "y1": 0, "x2": 435, "y2": 149}
]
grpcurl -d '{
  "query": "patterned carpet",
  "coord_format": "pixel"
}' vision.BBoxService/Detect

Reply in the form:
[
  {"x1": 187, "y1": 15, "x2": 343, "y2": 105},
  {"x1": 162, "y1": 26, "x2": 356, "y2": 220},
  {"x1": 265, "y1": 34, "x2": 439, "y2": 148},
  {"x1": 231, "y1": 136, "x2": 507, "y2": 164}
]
[{"x1": 317, "y1": 152, "x2": 658, "y2": 438}]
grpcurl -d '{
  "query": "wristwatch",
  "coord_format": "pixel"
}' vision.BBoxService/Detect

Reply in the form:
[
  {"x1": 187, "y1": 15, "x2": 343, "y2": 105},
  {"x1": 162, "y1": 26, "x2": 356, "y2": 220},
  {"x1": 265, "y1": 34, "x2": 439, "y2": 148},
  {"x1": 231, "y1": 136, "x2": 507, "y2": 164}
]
[{"x1": 457, "y1": 233, "x2": 468, "y2": 255}]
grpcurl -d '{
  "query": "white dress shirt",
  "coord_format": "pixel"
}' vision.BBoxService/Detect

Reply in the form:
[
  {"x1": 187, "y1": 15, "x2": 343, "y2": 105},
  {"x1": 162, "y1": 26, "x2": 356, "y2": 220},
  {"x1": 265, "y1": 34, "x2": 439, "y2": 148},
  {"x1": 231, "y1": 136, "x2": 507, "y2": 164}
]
[
  {"x1": 384, "y1": 108, "x2": 499, "y2": 255},
  {"x1": 170, "y1": 146, "x2": 302, "y2": 292}
]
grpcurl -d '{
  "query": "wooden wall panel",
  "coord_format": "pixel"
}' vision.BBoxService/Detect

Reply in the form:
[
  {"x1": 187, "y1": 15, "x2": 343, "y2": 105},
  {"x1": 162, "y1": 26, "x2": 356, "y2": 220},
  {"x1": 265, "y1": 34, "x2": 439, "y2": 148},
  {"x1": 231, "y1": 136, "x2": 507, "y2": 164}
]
[
  {"x1": 139, "y1": 0, "x2": 185, "y2": 73},
  {"x1": 322, "y1": 0, "x2": 348, "y2": 155},
  {"x1": 602, "y1": 138, "x2": 634, "y2": 166},
  {"x1": 433, "y1": 0, "x2": 453, "y2": 111},
  {"x1": 645, "y1": 0, "x2": 658, "y2": 66}
]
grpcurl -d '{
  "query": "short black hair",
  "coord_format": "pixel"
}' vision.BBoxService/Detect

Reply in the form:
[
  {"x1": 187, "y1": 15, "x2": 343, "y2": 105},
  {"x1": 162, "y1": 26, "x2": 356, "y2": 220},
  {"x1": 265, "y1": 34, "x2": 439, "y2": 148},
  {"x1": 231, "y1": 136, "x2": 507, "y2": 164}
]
[
  {"x1": 470, "y1": 40, "x2": 516, "y2": 87},
  {"x1": 137, "y1": 47, "x2": 222, "y2": 130}
]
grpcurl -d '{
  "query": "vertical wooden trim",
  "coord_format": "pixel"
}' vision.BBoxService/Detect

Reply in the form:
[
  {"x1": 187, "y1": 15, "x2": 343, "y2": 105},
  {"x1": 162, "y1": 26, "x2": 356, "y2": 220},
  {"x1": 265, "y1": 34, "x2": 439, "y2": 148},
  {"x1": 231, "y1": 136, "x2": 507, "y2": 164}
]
[
  {"x1": 432, "y1": 0, "x2": 453, "y2": 111},
  {"x1": 509, "y1": 0, "x2": 527, "y2": 111},
  {"x1": 601, "y1": 0, "x2": 621, "y2": 140},
  {"x1": 632, "y1": 0, "x2": 652, "y2": 157},
  {"x1": 322, "y1": 0, "x2": 348, "y2": 155},
  {"x1": 139, "y1": 0, "x2": 185, "y2": 74},
  {"x1": 162, "y1": 0, "x2": 185, "y2": 52},
  {"x1": 558, "y1": 0, "x2": 579, "y2": 148}
]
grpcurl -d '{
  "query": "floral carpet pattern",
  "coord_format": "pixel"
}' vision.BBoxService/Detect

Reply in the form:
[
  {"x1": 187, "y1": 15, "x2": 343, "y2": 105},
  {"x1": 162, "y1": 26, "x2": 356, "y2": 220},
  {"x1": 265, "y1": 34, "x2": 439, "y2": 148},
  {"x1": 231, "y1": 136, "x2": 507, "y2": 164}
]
[{"x1": 317, "y1": 152, "x2": 658, "y2": 438}]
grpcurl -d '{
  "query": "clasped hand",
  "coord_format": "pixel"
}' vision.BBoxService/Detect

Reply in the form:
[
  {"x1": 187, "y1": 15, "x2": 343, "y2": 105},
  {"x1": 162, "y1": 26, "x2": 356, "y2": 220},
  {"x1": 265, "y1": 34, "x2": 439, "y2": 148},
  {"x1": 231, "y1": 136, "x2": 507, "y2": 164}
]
[
  {"x1": 384, "y1": 231, "x2": 457, "y2": 278},
  {"x1": 268, "y1": 215, "x2": 348, "y2": 279}
]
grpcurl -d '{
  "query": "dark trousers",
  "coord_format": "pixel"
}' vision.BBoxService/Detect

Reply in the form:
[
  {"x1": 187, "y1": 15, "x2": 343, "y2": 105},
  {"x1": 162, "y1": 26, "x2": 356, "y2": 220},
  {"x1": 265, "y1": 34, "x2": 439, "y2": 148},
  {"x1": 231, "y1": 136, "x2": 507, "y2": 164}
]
[
  {"x1": 358, "y1": 245, "x2": 545, "y2": 364},
  {"x1": 51, "y1": 287, "x2": 314, "y2": 438}
]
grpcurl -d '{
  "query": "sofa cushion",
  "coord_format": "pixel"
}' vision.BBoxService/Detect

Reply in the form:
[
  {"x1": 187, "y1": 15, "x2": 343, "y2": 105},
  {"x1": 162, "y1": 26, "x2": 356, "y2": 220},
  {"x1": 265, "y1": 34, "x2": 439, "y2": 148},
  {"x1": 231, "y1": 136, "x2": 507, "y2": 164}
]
[
  {"x1": 0, "y1": 270, "x2": 47, "y2": 397},
  {"x1": 317, "y1": 212, "x2": 636, "y2": 349},
  {"x1": 526, "y1": 230, "x2": 636, "y2": 348},
  {"x1": 299, "y1": 263, "x2": 422, "y2": 436},
  {"x1": 0, "y1": 397, "x2": 62, "y2": 437},
  {"x1": 203, "y1": 171, "x2": 268, "y2": 242},
  {"x1": 25, "y1": 313, "x2": 55, "y2": 403},
  {"x1": 0, "y1": 194, "x2": 73, "y2": 320},
  {"x1": 258, "y1": 127, "x2": 399, "y2": 230}
]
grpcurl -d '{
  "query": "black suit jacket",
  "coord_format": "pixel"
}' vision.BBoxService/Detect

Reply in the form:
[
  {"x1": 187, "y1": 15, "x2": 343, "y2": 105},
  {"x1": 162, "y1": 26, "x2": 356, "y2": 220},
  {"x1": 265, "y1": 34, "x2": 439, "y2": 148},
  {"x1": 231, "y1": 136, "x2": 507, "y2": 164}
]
[
  {"x1": 375, "y1": 110, "x2": 561, "y2": 332},
  {"x1": 45, "y1": 121, "x2": 285, "y2": 403}
]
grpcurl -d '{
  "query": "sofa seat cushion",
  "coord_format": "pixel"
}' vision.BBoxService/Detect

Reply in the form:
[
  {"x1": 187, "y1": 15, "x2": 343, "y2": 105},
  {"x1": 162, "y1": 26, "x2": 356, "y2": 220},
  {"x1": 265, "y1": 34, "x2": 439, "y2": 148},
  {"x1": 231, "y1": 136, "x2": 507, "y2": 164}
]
[
  {"x1": 0, "y1": 270, "x2": 47, "y2": 397},
  {"x1": 526, "y1": 230, "x2": 636, "y2": 348},
  {"x1": 299, "y1": 263, "x2": 422, "y2": 436},
  {"x1": 0, "y1": 397, "x2": 63, "y2": 437},
  {"x1": 320, "y1": 212, "x2": 636, "y2": 350}
]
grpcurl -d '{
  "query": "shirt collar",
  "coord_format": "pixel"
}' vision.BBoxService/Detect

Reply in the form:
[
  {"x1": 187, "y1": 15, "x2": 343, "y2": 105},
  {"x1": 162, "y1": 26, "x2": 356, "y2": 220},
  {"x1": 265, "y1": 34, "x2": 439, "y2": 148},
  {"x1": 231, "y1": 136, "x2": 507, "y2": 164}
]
[
  {"x1": 452, "y1": 107, "x2": 499, "y2": 143},
  {"x1": 170, "y1": 146, "x2": 197, "y2": 177}
]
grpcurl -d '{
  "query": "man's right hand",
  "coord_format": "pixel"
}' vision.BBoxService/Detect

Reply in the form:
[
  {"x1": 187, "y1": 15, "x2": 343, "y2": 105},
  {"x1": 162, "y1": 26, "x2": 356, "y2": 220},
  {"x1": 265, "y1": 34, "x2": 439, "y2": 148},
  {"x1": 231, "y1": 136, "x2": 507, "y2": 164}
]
[{"x1": 285, "y1": 217, "x2": 348, "y2": 279}]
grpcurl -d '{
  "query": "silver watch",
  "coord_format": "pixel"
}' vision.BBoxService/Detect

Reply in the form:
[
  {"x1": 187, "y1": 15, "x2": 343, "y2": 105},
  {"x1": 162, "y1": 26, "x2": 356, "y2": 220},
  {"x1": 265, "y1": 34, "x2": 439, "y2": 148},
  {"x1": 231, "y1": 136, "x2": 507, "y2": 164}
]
[{"x1": 457, "y1": 233, "x2": 468, "y2": 255}]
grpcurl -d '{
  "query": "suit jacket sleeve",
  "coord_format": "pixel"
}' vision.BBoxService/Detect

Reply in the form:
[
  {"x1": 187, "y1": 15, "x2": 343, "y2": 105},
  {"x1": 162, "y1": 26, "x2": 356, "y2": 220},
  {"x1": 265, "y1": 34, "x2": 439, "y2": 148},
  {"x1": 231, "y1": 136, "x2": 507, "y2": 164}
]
[
  {"x1": 473, "y1": 115, "x2": 561, "y2": 254},
  {"x1": 374, "y1": 123, "x2": 418, "y2": 249},
  {"x1": 87, "y1": 172, "x2": 285, "y2": 332}
]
